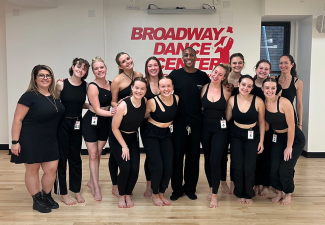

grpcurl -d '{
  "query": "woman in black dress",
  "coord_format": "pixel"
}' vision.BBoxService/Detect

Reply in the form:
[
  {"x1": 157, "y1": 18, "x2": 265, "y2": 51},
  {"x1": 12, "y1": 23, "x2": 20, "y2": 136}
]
[
  {"x1": 11, "y1": 65, "x2": 65, "y2": 213},
  {"x1": 54, "y1": 58, "x2": 89, "y2": 205}
]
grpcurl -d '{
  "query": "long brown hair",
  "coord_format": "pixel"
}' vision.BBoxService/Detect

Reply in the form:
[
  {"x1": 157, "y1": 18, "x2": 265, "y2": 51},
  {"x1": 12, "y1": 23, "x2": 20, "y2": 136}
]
[
  {"x1": 145, "y1": 56, "x2": 163, "y2": 86},
  {"x1": 115, "y1": 52, "x2": 129, "y2": 74},
  {"x1": 212, "y1": 63, "x2": 230, "y2": 85},
  {"x1": 26, "y1": 65, "x2": 57, "y2": 98}
]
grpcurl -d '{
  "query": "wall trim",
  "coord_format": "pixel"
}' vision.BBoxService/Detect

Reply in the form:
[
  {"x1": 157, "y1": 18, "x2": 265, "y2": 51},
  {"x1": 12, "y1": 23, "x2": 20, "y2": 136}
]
[
  {"x1": 0, "y1": 144, "x2": 9, "y2": 150},
  {"x1": 302, "y1": 150, "x2": 325, "y2": 158}
]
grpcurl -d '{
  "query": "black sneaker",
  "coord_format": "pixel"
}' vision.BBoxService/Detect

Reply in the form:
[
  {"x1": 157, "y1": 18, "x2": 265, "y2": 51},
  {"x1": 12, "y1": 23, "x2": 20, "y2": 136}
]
[
  {"x1": 185, "y1": 192, "x2": 197, "y2": 200},
  {"x1": 32, "y1": 192, "x2": 51, "y2": 213},
  {"x1": 42, "y1": 190, "x2": 59, "y2": 209}
]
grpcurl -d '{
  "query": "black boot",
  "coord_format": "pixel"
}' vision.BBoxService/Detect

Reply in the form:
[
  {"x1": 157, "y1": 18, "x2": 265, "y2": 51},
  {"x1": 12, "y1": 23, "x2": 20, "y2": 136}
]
[
  {"x1": 42, "y1": 190, "x2": 59, "y2": 209},
  {"x1": 32, "y1": 192, "x2": 51, "y2": 213}
]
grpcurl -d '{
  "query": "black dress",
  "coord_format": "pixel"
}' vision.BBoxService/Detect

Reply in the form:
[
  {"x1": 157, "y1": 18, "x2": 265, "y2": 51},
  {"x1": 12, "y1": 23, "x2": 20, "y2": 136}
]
[{"x1": 11, "y1": 91, "x2": 65, "y2": 164}]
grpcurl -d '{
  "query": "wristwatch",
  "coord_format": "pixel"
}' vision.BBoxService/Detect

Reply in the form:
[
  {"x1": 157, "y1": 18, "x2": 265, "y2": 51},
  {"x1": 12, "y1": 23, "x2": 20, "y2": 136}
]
[{"x1": 12, "y1": 140, "x2": 19, "y2": 145}]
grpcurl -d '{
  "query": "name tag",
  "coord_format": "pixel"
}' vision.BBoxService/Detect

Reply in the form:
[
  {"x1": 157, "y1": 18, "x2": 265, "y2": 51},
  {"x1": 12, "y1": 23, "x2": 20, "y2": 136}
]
[
  {"x1": 220, "y1": 119, "x2": 227, "y2": 129},
  {"x1": 91, "y1": 116, "x2": 98, "y2": 126},
  {"x1": 74, "y1": 121, "x2": 80, "y2": 130},
  {"x1": 248, "y1": 130, "x2": 254, "y2": 140},
  {"x1": 169, "y1": 124, "x2": 173, "y2": 133},
  {"x1": 272, "y1": 134, "x2": 277, "y2": 143},
  {"x1": 197, "y1": 85, "x2": 203, "y2": 90}
]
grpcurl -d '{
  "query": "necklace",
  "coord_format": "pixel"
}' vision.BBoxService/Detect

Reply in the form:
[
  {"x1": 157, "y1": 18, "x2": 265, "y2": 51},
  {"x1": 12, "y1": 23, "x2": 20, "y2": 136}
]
[
  {"x1": 123, "y1": 71, "x2": 134, "y2": 80},
  {"x1": 37, "y1": 89, "x2": 58, "y2": 112}
]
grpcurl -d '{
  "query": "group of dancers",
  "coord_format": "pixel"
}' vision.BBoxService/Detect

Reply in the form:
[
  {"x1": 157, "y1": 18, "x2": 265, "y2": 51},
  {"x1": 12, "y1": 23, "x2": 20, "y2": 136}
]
[{"x1": 10, "y1": 47, "x2": 305, "y2": 213}]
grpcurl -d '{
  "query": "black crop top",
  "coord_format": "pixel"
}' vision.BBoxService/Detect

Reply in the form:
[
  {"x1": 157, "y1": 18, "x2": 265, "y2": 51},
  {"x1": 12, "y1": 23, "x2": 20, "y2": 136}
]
[
  {"x1": 202, "y1": 83, "x2": 227, "y2": 119},
  {"x1": 265, "y1": 97, "x2": 288, "y2": 130},
  {"x1": 232, "y1": 95, "x2": 258, "y2": 125},
  {"x1": 150, "y1": 95, "x2": 178, "y2": 123},
  {"x1": 145, "y1": 84, "x2": 157, "y2": 100},
  {"x1": 88, "y1": 82, "x2": 112, "y2": 107},
  {"x1": 119, "y1": 97, "x2": 146, "y2": 132},
  {"x1": 60, "y1": 79, "x2": 86, "y2": 117},
  {"x1": 276, "y1": 75, "x2": 298, "y2": 104}
]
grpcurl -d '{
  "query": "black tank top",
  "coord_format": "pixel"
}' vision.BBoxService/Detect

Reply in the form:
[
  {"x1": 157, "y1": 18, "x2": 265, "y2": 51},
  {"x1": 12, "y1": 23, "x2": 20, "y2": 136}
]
[
  {"x1": 265, "y1": 97, "x2": 288, "y2": 130},
  {"x1": 119, "y1": 97, "x2": 146, "y2": 132},
  {"x1": 202, "y1": 83, "x2": 227, "y2": 119},
  {"x1": 145, "y1": 84, "x2": 157, "y2": 100},
  {"x1": 232, "y1": 95, "x2": 258, "y2": 125},
  {"x1": 60, "y1": 79, "x2": 86, "y2": 117},
  {"x1": 88, "y1": 81, "x2": 112, "y2": 107},
  {"x1": 276, "y1": 75, "x2": 298, "y2": 104},
  {"x1": 118, "y1": 72, "x2": 134, "y2": 101},
  {"x1": 150, "y1": 95, "x2": 178, "y2": 123}
]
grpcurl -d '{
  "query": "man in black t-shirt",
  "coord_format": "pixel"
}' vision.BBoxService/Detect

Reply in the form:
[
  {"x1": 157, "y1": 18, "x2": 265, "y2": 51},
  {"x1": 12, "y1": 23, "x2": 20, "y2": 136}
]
[{"x1": 169, "y1": 47, "x2": 210, "y2": 201}]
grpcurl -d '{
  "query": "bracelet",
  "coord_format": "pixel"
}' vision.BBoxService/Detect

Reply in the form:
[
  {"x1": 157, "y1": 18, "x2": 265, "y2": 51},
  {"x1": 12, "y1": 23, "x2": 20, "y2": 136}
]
[{"x1": 122, "y1": 145, "x2": 128, "y2": 149}]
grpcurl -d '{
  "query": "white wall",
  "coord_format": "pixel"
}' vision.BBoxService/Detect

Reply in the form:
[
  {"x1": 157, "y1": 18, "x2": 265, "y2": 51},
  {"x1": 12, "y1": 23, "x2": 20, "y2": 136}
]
[{"x1": 0, "y1": 0, "x2": 8, "y2": 145}]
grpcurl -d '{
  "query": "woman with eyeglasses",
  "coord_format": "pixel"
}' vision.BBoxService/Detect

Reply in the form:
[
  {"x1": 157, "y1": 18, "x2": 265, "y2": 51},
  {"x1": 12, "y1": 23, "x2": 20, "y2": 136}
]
[
  {"x1": 82, "y1": 56, "x2": 116, "y2": 201},
  {"x1": 11, "y1": 65, "x2": 65, "y2": 213},
  {"x1": 53, "y1": 58, "x2": 90, "y2": 205}
]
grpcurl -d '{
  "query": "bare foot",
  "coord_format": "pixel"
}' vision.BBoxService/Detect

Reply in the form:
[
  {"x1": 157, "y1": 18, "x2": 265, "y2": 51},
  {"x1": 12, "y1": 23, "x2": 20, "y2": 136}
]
[
  {"x1": 230, "y1": 181, "x2": 235, "y2": 194},
  {"x1": 209, "y1": 194, "x2": 218, "y2": 208},
  {"x1": 220, "y1": 181, "x2": 232, "y2": 194},
  {"x1": 206, "y1": 188, "x2": 212, "y2": 201},
  {"x1": 112, "y1": 185, "x2": 120, "y2": 198},
  {"x1": 118, "y1": 196, "x2": 127, "y2": 208},
  {"x1": 254, "y1": 185, "x2": 260, "y2": 196},
  {"x1": 237, "y1": 197, "x2": 245, "y2": 204},
  {"x1": 94, "y1": 187, "x2": 102, "y2": 201},
  {"x1": 75, "y1": 193, "x2": 85, "y2": 203},
  {"x1": 61, "y1": 195, "x2": 76, "y2": 205},
  {"x1": 260, "y1": 186, "x2": 269, "y2": 197},
  {"x1": 245, "y1": 199, "x2": 253, "y2": 204},
  {"x1": 281, "y1": 193, "x2": 292, "y2": 205},
  {"x1": 143, "y1": 181, "x2": 152, "y2": 198},
  {"x1": 271, "y1": 191, "x2": 283, "y2": 203},
  {"x1": 86, "y1": 181, "x2": 94, "y2": 196},
  {"x1": 159, "y1": 193, "x2": 171, "y2": 206},
  {"x1": 125, "y1": 195, "x2": 134, "y2": 208},
  {"x1": 152, "y1": 194, "x2": 164, "y2": 206}
]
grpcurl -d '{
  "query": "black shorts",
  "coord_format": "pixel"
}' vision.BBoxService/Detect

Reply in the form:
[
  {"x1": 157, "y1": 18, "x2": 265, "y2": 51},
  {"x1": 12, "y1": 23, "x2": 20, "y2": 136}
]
[{"x1": 82, "y1": 110, "x2": 111, "y2": 142}]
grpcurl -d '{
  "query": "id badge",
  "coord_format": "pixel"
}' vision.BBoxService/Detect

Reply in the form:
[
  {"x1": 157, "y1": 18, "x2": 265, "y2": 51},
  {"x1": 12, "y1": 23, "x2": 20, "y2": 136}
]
[
  {"x1": 220, "y1": 119, "x2": 227, "y2": 129},
  {"x1": 91, "y1": 116, "x2": 98, "y2": 126},
  {"x1": 248, "y1": 130, "x2": 254, "y2": 140},
  {"x1": 169, "y1": 124, "x2": 173, "y2": 133},
  {"x1": 272, "y1": 134, "x2": 277, "y2": 143},
  {"x1": 74, "y1": 121, "x2": 80, "y2": 130}
]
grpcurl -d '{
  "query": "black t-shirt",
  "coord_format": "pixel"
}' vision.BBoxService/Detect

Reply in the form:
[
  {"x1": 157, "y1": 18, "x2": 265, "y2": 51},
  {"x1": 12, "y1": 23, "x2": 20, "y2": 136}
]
[{"x1": 169, "y1": 68, "x2": 210, "y2": 127}]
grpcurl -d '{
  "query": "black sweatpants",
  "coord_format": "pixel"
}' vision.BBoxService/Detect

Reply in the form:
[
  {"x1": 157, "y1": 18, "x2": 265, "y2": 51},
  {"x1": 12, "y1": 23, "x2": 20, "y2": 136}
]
[
  {"x1": 54, "y1": 117, "x2": 82, "y2": 195},
  {"x1": 230, "y1": 125, "x2": 260, "y2": 199},
  {"x1": 110, "y1": 131, "x2": 140, "y2": 196},
  {"x1": 171, "y1": 121, "x2": 201, "y2": 196},
  {"x1": 270, "y1": 126, "x2": 305, "y2": 194},
  {"x1": 201, "y1": 117, "x2": 229, "y2": 194},
  {"x1": 255, "y1": 129, "x2": 273, "y2": 187},
  {"x1": 143, "y1": 122, "x2": 173, "y2": 194}
]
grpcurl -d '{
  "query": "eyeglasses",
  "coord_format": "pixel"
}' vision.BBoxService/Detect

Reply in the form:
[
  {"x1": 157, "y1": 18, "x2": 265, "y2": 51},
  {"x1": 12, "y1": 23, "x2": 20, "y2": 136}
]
[{"x1": 37, "y1": 74, "x2": 53, "y2": 79}]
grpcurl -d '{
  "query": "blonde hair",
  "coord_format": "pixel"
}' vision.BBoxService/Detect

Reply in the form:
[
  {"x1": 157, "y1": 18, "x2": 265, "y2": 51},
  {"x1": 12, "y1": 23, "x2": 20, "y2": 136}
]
[
  {"x1": 213, "y1": 63, "x2": 230, "y2": 85},
  {"x1": 91, "y1": 56, "x2": 106, "y2": 70},
  {"x1": 26, "y1": 65, "x2": 57, "y2": 98}
]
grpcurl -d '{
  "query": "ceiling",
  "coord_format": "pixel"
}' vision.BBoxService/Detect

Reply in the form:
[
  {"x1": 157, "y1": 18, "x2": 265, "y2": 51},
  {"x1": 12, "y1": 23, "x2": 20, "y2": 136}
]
[{"x1": 6, "y1": 0, "x2": 57, "y2": 8}]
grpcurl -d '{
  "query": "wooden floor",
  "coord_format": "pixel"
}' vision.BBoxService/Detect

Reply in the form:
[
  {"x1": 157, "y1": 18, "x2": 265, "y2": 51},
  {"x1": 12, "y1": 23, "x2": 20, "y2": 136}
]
[{"x1": 0, "y1": 151, "x2": 325, "y2": 225}]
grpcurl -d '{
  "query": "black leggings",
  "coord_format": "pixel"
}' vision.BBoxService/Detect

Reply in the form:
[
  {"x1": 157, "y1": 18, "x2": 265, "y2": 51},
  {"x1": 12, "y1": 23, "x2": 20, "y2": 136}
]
[
  {"x1": 109, "y1": 120, "x2": 151, "y2": 186},
  {"x1": 221, "y1": 119, "x2": 233, "y2": 182},
  {"x1": 143, "y1": 122, "x2": 173, "y2": 194},
  {"x1": 109, "y1": 132, "x2": 140, "y2": 196},
  {"x1": 230, "y1": 124, "x2": 260, "y2": 199},
  {"x1": 54, "y1": 117, "x2": 82, "y2": 195},
  {"x1": 270, "y1": 126, "x2": 305, "y2": 194},
  {"x1": 201, "y1": 117, "x2": 228, "y2": 194},
  {"x1": 255, "y1": 129, "x2": 273, "y2": 187}
]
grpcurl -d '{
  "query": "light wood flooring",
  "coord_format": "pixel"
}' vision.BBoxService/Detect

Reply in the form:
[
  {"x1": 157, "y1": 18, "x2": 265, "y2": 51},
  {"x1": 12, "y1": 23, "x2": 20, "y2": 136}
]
[{"x1": 0, "y1": 151, "x2": 325, "y2": 225}]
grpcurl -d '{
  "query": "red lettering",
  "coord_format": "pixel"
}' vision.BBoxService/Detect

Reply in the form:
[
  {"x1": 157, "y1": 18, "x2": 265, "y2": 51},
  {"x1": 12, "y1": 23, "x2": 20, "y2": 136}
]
[
  {"x1": 227, "y1": 26, "x2": 233, "y2": 33},
  {"x1": 187, "y1": 28, "x2": 204, "y2": 40},
  {"x1": 158, "y1": 57, "x2": 165, "y2": 69},
  {"x1": 153, "y1": 43, "x2": 165, "y2": 55},
  {"x1": 212, "y1": 28, "x2": 225, "y2": 40},
  {"x1": 209, "y1": 58, "x2": 219, "y2": 70},
  {"x1": 164, "y1": 43, "x2": 176, "y2": 55},
  {"x1": 153, "y1": 27, "x2": 166, "y2": 40},
  {"x1": 190, "y1": 42, "x2": 200, "y2": 55},
  {"x1": 131, "y1": 27, "x2": 143, "y2": 40},
  {"x1": 176, "y1": 58, "x2": 184, "y2": 69},
  {"x1": 198, "y1": 58, "x2": 210, "y2": 70},
  {"x1": 200, "y1": 43, "x2": 211, "y2": 55},
  {"x1": 176, "y1": 42, "x2": 189, "y2": 55},
  {"x1": 165, "y1": 28, "x2": 176, "y2": 40},
  {"x1": 142, "y1": 27, "x2": 154, "y2": 40},
  {"x1": 200, "y1": 28, "x2": 213, "y2": 40},
  {"x1": 175, "y1": 28, "x2": 187, "y2": 40},
  {"x1": 165, "y1": 58, "x2": 176, "y2": 70}
]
